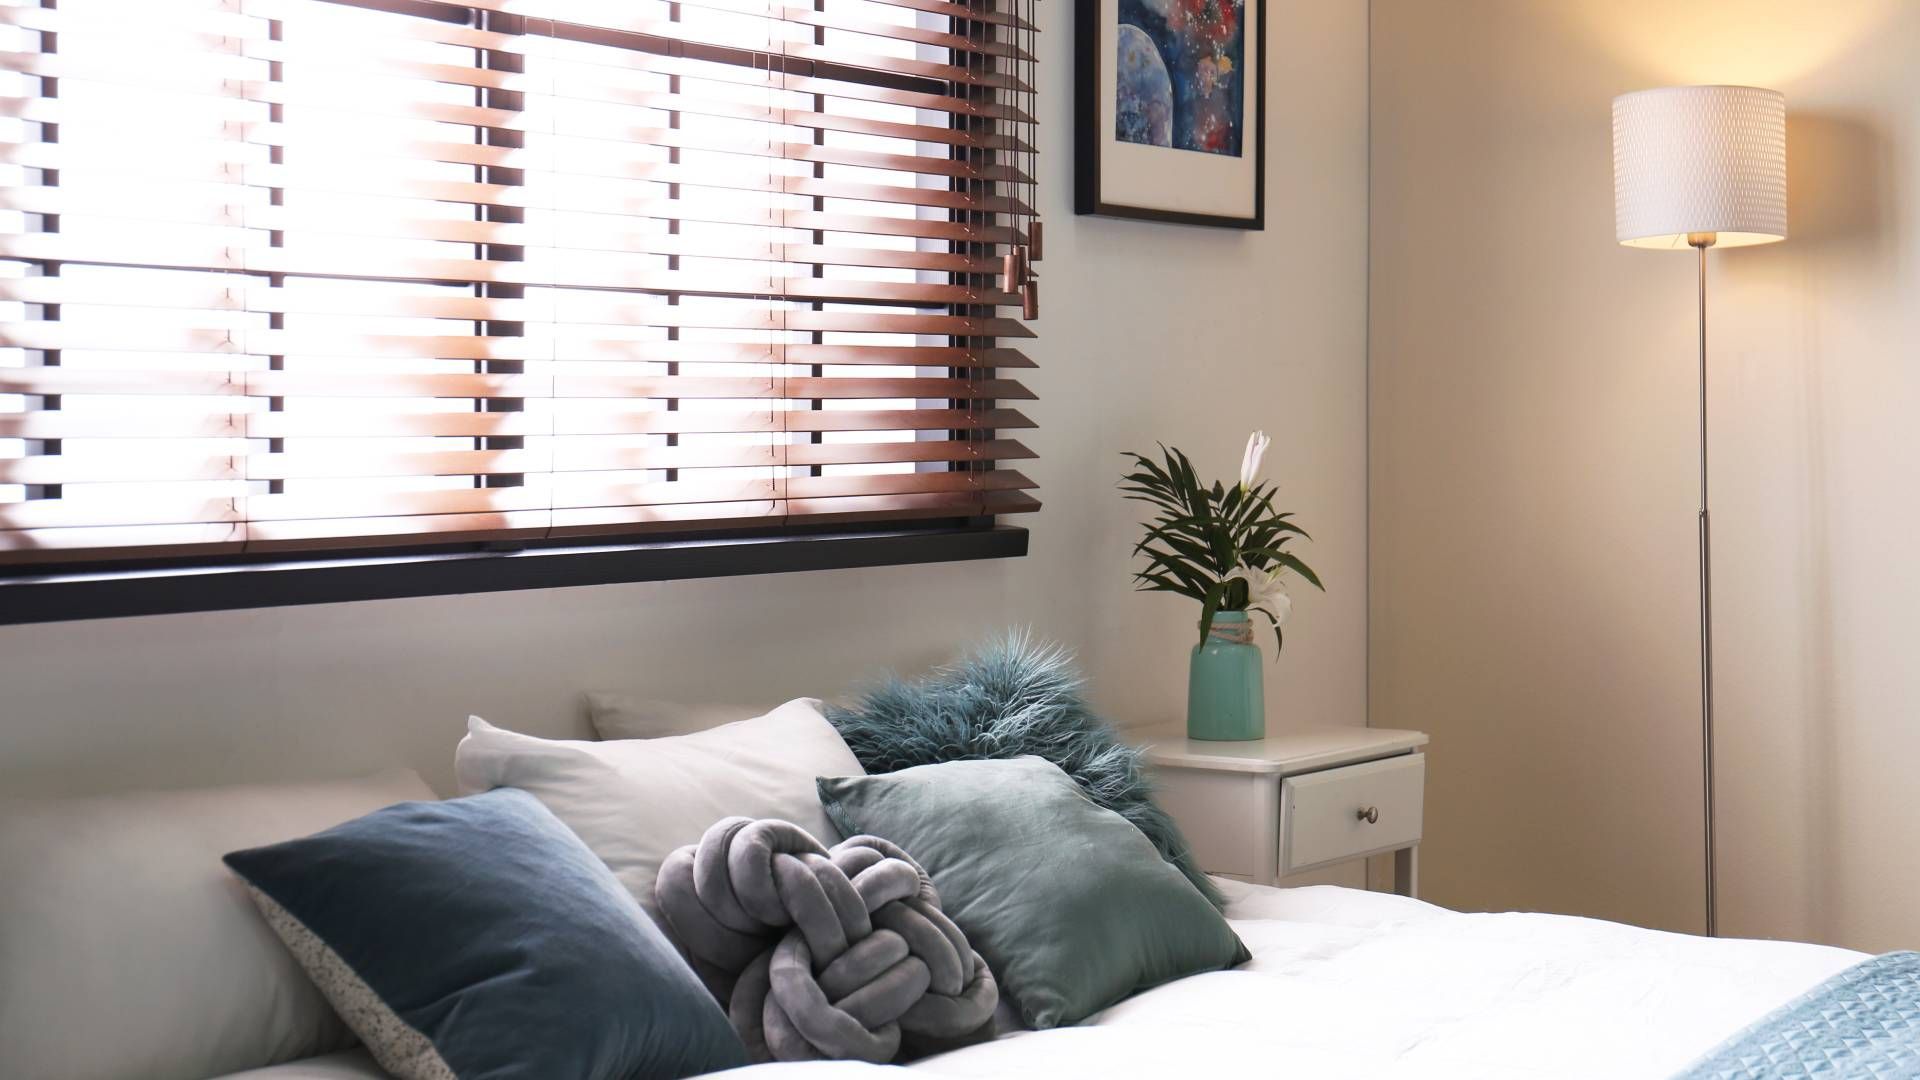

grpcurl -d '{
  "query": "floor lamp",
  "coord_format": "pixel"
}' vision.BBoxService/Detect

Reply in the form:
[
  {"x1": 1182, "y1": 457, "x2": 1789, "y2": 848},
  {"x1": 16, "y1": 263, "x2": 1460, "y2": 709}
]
[{"x1": 1612, "y1": 85, "x2": 1787, "y2": 937}]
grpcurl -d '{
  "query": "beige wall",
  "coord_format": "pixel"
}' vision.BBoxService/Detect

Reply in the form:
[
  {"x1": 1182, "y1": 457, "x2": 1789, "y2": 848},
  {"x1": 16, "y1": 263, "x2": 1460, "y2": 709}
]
[
  {"x1": 0, "y1": 3, "x2": 1369, "y2": 803},
  {"x1": 1371, "y1": 0, "x2": 1920, "y2": 950}
]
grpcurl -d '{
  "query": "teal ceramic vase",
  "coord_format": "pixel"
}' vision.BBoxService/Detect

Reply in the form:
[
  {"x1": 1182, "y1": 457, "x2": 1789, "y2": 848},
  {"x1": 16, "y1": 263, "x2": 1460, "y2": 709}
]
[{"x1": 1187, "y1": 611, "x2": 1264, "y2": 741}]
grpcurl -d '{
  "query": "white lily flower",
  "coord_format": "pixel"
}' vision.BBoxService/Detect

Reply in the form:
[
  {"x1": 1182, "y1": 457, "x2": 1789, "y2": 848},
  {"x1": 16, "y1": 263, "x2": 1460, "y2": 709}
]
[
  {"x1": 1261, "y1": 590, "x2": 1293, "y2": 627},
  {"x1": 1238, "y1": 430, "x2": 1271, "y2": 491},
  {"x1": 1222, "y1": 563, "x2": 1292, "y2": 627}
]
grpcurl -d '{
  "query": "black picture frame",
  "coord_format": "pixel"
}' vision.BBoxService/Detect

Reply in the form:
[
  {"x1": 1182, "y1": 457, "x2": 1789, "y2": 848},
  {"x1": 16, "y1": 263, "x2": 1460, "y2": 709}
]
[{"x1": 1074, "y1": 0, "x2": 1266, "y2": 229}]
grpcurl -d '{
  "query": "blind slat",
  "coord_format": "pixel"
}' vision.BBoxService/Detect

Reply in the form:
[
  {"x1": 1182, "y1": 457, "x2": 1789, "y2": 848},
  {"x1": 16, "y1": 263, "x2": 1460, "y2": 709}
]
[
  {"x1": 0, "y1": 406, "x2": 1036, "y2": 440},
  {"x1": 0, "y1": 325, "x2": 1036, "y2": 367},
  {"x1": 238, "y1": 439, "x2": 1035, "y2": 481},
  {"x1": 0, "y1": 244, "x2": 1022, "y2": 308},
  {"x1": 0, "y1": 1, "x2": 1037, "y2": 65},
  {"x1": 0, "y1": 186, "x2": 1031, "y2": 247},
  {"x1": 448, "y1": 0, "x2": 1038, "y2": 34},
  {"x1": 0, "y1": 156, "x2": 1037, "y2": 219},
  {"x1": 240, "y1": 469, "x2": 1037, "y2": 523},
  {"x1": 0, "y1": 488, "x2": 1045, "y2": 559},
  {"x1": 0, "y1": 470, "x2": 1041, "y2": 533},
  {"x1": 0, "y1": 286, "x2": 1037, "y2": 338},
  {"x1": 0, "y1": 368, "x2": 1032, "y2": 402},
  {"x1": 0, "y1": 126, "x2": 1036, "y2": 188},
  {"x1": 0, "y1": 31, "x2": 1033, "y2": 100}
]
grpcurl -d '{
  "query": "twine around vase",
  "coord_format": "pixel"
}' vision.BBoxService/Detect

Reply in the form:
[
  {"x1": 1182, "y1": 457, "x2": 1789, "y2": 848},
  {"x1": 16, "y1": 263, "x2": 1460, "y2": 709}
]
[{"x1": 1205, "y1": 618, "x2": 1255, "y2": 645}]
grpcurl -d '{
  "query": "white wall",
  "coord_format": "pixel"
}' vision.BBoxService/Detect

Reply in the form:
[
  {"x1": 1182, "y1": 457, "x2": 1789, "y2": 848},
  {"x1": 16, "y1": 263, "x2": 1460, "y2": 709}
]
[
  {"x1": 0, "y1": 1, "x2": 1370, "y2": 801},
  {"x1": 1370, "y1": 0, "x2": 1920, "y2": 950}
]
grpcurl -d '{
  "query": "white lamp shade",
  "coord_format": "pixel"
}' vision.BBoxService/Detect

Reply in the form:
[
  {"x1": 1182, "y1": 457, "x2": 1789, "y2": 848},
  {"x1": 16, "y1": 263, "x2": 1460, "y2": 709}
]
[{"x1": 1613, "y1": 85, "x2": 1787, "y2": 250}]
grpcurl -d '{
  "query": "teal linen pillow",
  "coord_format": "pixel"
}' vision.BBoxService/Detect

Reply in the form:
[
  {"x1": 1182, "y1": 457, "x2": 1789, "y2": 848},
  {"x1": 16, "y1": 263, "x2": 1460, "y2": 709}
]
[{"x1": 817, "y1": 756, "x2": 1249, "y2": 1029}]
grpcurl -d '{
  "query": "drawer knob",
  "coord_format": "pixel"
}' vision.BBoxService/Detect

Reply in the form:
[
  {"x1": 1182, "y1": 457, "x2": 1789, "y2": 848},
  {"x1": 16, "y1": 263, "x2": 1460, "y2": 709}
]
[{"x1": 1356, "y1": 806, "x2": 1380, "y2": 825}]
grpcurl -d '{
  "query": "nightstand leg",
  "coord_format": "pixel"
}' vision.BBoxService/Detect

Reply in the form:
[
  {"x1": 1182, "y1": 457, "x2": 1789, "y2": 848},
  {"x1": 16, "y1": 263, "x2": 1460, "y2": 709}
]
[
  {"x1": 1252, "y1": 776, "x2": 1281, "y2": 887},
  {"x1": 1393, "y1": 845, "x2": 1419, "y2": 899}
]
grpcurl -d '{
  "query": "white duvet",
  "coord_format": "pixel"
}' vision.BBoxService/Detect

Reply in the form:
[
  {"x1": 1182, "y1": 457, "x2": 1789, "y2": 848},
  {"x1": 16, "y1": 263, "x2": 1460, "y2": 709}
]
[
  {"x1": 237, "y1": 880, "x2": 1864, "y2": 1080},
  {"x1": 719, "y1": 880, "x2": 1863, "y2": 1080}
]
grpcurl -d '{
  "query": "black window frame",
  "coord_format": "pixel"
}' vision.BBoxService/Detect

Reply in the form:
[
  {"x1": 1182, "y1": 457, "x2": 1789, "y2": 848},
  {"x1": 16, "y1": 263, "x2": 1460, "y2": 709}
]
[{"x1": 0, "y1": 521, "x2": 1028, "y2": 624}]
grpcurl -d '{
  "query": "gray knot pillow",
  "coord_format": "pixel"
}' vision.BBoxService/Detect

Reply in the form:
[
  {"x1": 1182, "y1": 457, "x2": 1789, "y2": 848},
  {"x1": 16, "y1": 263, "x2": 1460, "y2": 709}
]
[{"x1": 653, "y1": 816, "x2": 998, "y2": 1064}]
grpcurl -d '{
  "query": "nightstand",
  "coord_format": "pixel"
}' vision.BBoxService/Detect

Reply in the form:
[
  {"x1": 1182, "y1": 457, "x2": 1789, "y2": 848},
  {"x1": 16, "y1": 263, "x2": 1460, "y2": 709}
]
[{"x1": 1142, "y1": 728, "x2": 1429, "y2": 896}]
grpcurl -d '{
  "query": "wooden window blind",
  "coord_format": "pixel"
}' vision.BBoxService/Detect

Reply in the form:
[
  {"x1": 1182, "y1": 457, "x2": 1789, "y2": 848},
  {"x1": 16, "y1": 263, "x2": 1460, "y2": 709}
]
[{"x1": 0, "y1": 0, "x2": 1039, "y2": 566}]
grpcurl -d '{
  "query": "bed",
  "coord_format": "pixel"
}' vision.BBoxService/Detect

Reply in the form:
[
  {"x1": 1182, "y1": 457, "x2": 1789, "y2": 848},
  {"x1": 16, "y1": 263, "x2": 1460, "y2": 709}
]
[{"x1": 225, "y1": 878, "x2": 1864, "y2": 1079}]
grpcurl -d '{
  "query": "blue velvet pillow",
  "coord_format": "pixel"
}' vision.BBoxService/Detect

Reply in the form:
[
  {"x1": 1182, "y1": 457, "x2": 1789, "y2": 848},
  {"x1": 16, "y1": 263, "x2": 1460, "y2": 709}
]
[{"x1": 224, "y1": 788, "x2": 746, "y2": 1080}]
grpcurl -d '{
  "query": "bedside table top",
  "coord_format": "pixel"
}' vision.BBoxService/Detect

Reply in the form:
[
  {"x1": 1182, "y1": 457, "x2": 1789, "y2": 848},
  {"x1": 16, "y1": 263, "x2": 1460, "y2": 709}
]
[{"x1": 1141, "y1": 727, "x2": 1428, "y2": 775}]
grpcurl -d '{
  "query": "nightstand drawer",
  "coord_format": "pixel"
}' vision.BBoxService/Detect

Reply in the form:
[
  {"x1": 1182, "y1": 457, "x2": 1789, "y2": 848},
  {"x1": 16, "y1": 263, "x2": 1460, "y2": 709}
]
[{"x1": 1281, "y1": 753, "x2": 1424, "y2": 875}]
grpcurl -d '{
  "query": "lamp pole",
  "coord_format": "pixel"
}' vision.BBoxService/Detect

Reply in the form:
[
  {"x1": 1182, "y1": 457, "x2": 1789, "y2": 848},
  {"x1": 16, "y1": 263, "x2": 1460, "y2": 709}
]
[{"x1": 1689, "y1": 231, "x2": 1717, "y2": 939}]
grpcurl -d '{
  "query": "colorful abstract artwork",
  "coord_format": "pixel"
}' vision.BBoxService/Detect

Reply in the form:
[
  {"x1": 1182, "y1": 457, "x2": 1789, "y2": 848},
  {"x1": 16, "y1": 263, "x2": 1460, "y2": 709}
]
[
  {"x1": 1076, "y1": 0, "x2": 1262, "y2": 226},
  {"x1": 1113, "y1": 0, "x2": 1247, "y2": 156}
]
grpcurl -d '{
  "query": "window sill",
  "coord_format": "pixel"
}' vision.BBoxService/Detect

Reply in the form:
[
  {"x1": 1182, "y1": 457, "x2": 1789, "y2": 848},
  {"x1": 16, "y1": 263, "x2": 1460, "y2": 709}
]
[{"x1": 0, "y1": 525, "x2": 1029, "y2": 625}]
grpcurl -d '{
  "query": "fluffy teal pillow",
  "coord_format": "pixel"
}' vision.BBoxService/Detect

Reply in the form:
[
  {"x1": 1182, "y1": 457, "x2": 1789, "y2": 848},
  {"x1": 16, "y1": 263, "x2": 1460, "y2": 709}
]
[
  {"x1": 826, "y1": 632, "x2": 1224, "y2": 908},
  {"x1": 818, "y1": 756, "x2": 1249, "y2": 1030}
]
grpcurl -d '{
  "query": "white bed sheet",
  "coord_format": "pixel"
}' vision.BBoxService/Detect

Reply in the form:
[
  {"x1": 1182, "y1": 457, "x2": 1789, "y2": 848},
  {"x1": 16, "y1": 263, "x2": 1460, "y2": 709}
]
[{"x1": 720, "y1": 879, "x2": 1864, "y2": 1080}]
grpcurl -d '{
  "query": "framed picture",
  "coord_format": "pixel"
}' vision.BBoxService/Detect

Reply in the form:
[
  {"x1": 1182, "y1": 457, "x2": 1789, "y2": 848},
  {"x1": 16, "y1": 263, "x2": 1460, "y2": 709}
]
[{"x1": 1074, "y1": 0, "x2": 1265, "y2": 229}]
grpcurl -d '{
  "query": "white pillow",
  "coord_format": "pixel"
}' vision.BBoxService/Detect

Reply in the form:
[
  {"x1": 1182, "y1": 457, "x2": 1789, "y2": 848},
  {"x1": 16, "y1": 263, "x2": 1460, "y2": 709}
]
[
  {"x1": 457, "y1": 697, "x2": 864, "y2": 923},
  {"x1": 0, "y1": 771, "x2": 436, "y2": 1080},
  {"x1": 583, "y1": 693, "x2": 768, "y2": 741}
]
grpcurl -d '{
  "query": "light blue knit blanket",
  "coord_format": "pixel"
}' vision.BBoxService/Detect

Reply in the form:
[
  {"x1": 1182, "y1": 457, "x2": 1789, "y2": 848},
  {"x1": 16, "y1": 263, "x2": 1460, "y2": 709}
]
[{"x1": 1676, "y1": 951, "x2": 1920, "y2": 1079}]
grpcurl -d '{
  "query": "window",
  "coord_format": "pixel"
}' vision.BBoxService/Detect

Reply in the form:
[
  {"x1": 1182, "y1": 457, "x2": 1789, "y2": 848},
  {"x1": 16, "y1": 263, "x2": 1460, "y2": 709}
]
[{"x1": 0, "y1": 0, "x2": 1038, "y2": 584}]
